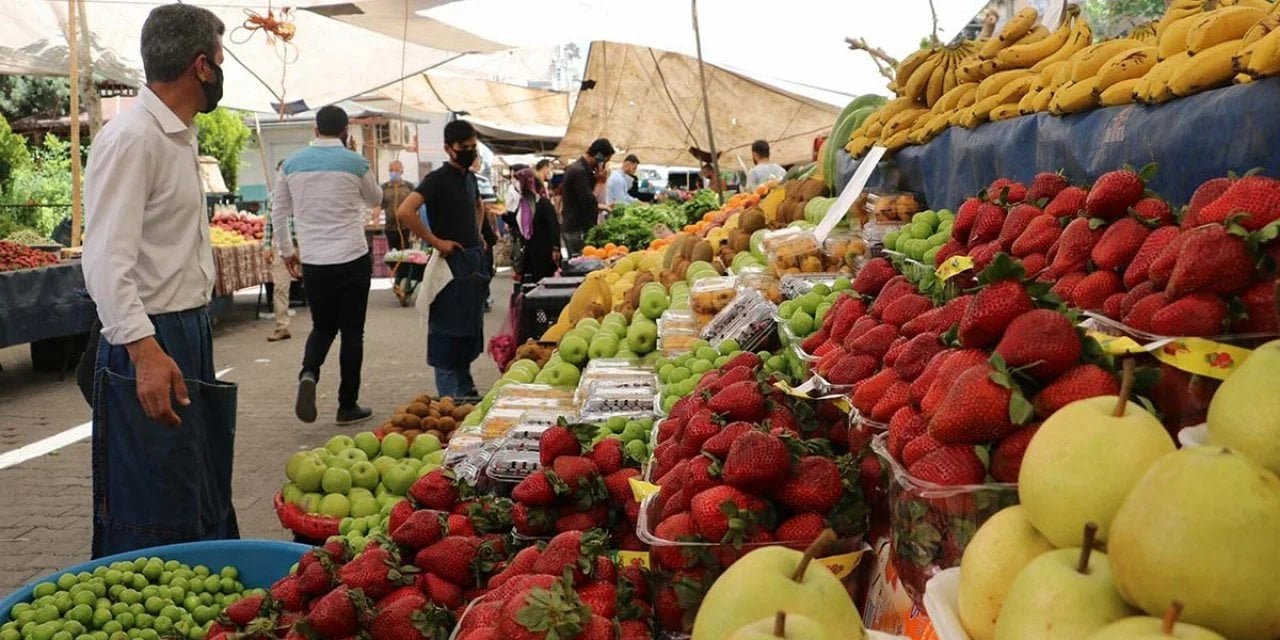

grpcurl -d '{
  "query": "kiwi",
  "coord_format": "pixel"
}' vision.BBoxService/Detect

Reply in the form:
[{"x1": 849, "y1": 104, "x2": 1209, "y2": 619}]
[
  {"x1": 403, "y1": 429, "x2": 422, "y2": 441},
  {"x1": 690, "y1": 241, "x2": 714, "y2": 263},
  {"x1": 451, "y1": 406, "x2": 470, "y2": 422},
  {"x1": 395, "y1": 414, "x2": 421, "y2": 429},
  {"x1": 405, "y1": 402, "x2": 430, "y2": 417},
  {"x1": 421, "y1": 416, "x2": 439, "y2": 430},
  {"x1": 740, "y1": 208, "x2": 766, "y2": 233},
  {"x1": 426, "y1": 429, "x2": 444, "y2": 440},
  {"x1": 439, "y1": 417, "x2": 458, "y2": 433}
]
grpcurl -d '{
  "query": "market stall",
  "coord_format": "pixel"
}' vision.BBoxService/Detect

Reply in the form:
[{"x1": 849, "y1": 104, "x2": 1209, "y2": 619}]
[{"x1": 0, "y1": 253, "x2": 95, "y2": 371}]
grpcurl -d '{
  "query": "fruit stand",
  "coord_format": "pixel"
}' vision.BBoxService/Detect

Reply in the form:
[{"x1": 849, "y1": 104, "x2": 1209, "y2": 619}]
[{"x1": 0, "y1": 250, "x2": 95, "y2": 370}]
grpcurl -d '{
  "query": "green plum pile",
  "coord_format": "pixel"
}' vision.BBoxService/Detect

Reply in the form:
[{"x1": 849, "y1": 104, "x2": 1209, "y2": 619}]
[
  {"x1": 2, "y1": 558, "x2": 259, "y2": 640},
  {"x1": 589, "y1": 415, "x2": 656, "y2": 465},
  {"x1": 655, "y1": 339, "x2": 754, "y2": 412},
  {"x1": 777, "y1": 278, "x2": 856, "y2": 339},
  {"x1": 882, "y1": 208, "x2": 956, "y2": 265}
]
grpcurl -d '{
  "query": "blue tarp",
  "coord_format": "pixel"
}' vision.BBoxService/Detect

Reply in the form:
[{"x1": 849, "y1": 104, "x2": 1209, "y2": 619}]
[{"x1": 850, "y1": 77, "x2": 1280, "y2": 209}]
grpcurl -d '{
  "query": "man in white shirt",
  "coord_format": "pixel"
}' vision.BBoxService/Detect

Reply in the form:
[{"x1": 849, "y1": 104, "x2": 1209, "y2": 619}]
[
  {"x1": 271, "y1": 106, "x2": 382, "y2": 425},
  {"x1": 745, "y1": 140, "x2": 786, "y2": 191},
  {"x1": 605, "y1": 154, "x2": 640, "y2": 207},
  {"x1": 82, "y1": 3, "x2": 239, "y2": 557}
]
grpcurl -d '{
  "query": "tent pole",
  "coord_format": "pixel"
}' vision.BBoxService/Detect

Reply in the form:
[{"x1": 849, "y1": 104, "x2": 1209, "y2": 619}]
[
  {"x1": 68, "y1": 0, "x2": 83, "y2": 248},
  {"x1": 77, "y1": 0, "x2": 101, "y2": 140},
  {"x1": 690, "y1": 0, "x2": 722, "y2": 205}
]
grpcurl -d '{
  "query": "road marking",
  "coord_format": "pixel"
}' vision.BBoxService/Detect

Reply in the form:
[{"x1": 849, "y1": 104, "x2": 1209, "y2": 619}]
[{"x1": 0, "y1": 367, "x2": 236, "y2": 470}]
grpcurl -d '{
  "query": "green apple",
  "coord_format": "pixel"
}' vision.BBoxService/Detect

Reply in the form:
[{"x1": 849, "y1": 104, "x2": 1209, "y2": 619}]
[
  {"x1": 349, "y1": 495, "x2": 380, "y2": 519},
  {"x1": 995, "y1": 525, "x2": 1134, "y2": 640},
  {"x1": 913, "y1": 210, "x2": 939, "y2": 228},
  {"x1": 317, "y1": 494, "x2": 351, "y2": 518},
  {"x1": 959, "y1": 506, "x2": 1055, "y2": 640},
  {"x1": 728, "y1": 612, "x2": 834, "y2": 640},
  {"x1": 546, "y1": 361, "x2": 581, "y2": 386},
  {"x1": 695, "y1": 346, "x2": 719, "y2": 361},
  {"x1": 381, "y1": 464, "x2": 417, "y2": 496},
  {"x1": 882, "y1": 230, "x2": 901, "y2": 251},
  {"x1": 336, "y1": 448, "x2": 368, "y2": 467},
  {"x1": 381, "y1": 432, "x2": 410, "y2": 459},
  {"x1": 281, "y1": 483, "x2": 305, "y2": 506},
  {"x1": 301, "y1": 493, "x2": 324, "y2": 513},
  {"x1": 560, "y1": 334, "x2": 590, "y2": 367},
  {"x1": 639, "y1": 289, "x2": 670, "y2": 320},
  {"x1": 1018, "y1": 391, "x2": 1174, "y2": 547},
  {"x1": 285, "y1": 452, "x2": 311, "y2": 482},
  {"x1": 690, "y1": 360, "x2": 714, "y2": 375},
  {"x1": 1087, "y1": 614, "x2": 1226, "y2": 640},
  {"x1": 348, "y1": 461, "x2": 379, "y2": 490},
  {"x1": 603, "y1": 311, "x2": 628, "y2": 326},
  {"x1": 575, "y1": 317, "x2": 600, "y2": 332},
  {"x1": 626, "y1": 318, "x2": 658, "y2": 355},
  {"x1": 417, "y1": 462, "x2": 440, "y2": 477},
  {"x1": 504, "y1": 366, "x2": 535, "y2": 384},
  {"x1": 410, "y1": 434, "x2": 442, "y2": 459},
  {"x1": 400, "y1": 458, "x2": 424, "y2": 472},
  {"x1": 589, "y1": 335, "x2": 619, "y2": 360},
  {"x1": 1207, "y1": 339, "x2": 1280, "y2": 475},
  {"x1": 422, "y1": 450, "x2": 445, "y2": 466},
  {"x1": 1107, "y1": 446, "x2": 1280, "y2": 640},
  {"x1": 371, "y1": 456, "x2": 398, "y2": 477},
  {"x1": 321, "y1": 467, "x2": 353, "y2": 495},
  {"x1": 326, "y1": 454, "x2": 353, "y2": 470},
  {"x1": 352, "y1": 432, "x2": 381, "y2": 459},
  {"x1": 294, "y1": 456, "x2": 328, "y2": 493},
  {"x1": 325, "y1": 435, "x2": 355, "y2": 455},
  {"x1": 348, "y1": 487, "x2": 374, "y2": 501},
  {"x1": 311, "y1": 448, "x2": 333, "y2": 462}
]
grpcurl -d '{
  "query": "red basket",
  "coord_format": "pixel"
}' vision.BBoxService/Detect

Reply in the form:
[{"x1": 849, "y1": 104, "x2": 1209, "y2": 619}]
[{"x1": 273, "y1": 492, "x2": 342, "y2": 541}]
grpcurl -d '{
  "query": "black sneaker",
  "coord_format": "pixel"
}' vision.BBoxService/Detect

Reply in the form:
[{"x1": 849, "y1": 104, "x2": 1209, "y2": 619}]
[
  {"x1": 295, "y1": 373, "x2": 318, "y2": 423},
  {"x1": 336, "y1": 405, "x2": 373, "y2": 426}
]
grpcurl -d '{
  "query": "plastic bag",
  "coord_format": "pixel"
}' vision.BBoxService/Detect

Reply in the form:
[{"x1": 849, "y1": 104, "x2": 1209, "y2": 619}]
[{"x1": 488, "y1": 291, "x2": 521, "y2": 371}]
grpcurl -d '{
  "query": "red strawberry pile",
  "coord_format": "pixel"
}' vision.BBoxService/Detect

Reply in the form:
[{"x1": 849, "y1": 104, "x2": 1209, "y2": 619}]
[
  {"x1": 511, "y1": 420, "x2": 644, "y2": 549},
  {"x1": 453, "y1": 530, "x2": 654, "y2": 640},
  {"x1": 0, "y1": 240, "x2": 59, "y2": 273}
]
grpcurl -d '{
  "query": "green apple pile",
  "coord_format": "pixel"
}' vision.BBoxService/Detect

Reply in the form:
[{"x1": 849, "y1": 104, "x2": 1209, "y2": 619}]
[
  {"x1": 280, "y1": 432, "x2": 444, "y2": 520},
  {"x1": 2, "y1": 558, "x2": 260, "y2": 640},
  {"x1": 777, "y1": 279, "x2": 853, "y2": 339},
  {"x1": 655, "y1": 339, "x2": 750, "y2": 412},
  {"x1": 882, "y1": 209, "x2": 954, "y2": 265},
  {"x1": 589, "y1": 415, "x2": 656, "y2": 465},
  {"x1": 543, "y1": 312, "x2": 662, "y2": 381}
]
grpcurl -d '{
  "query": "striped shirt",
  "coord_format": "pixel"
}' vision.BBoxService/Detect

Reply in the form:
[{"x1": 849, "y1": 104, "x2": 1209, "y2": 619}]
[{"x1": 270, "y1": 139, "x2": 381, "y2": 265}]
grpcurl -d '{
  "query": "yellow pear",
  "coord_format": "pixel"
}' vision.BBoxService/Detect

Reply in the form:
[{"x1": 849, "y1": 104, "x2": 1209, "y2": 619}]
[
  {"x1": 1018, "y1": 361, "x2": 1175, "y2": 547},
  {"x1": 692, "y1": 531, "x2": 867, "y2": 640},
  {"x1": 1206, "y1": 339, "x2": 1280, "y2": 475},
  {"x1": 958, "y1": 506, "x2": 1056, "y2": 640},
  {"x1": 1088, "y1": 602, "x2": 1226, "y2": 640},
  {"x1": 995, "y1": 524, "x2": 1135, "y2": 640},
  {"x1": 1107, "y1": 446, "x2": 1280, "y2": 640},
  {"x1": 728, "y1": 612, "x2": 835, "y2": 640}
]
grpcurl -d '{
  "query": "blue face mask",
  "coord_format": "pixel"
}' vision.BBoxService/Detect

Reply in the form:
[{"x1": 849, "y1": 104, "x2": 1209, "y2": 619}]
[{"x1": 389, "y1": 171, "x2": 402, "y2": 182}]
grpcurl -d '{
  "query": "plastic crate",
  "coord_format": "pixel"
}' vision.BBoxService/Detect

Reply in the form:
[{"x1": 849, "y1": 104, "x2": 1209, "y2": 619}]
[{"x1": 517, "y1": 284, "x2": 576, "y2": 342}]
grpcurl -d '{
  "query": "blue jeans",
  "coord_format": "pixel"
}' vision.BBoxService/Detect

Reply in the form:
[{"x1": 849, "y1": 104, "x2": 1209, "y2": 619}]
[
  {"x1": 92, "y1": 308, "x2": 239, "y2": 558},
  {"x1": 435, "y1": 367, "x2": 477, "y2": 398}
]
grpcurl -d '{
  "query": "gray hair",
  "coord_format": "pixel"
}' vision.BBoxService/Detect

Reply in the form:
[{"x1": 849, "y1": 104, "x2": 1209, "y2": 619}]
[{"x1": 140, "y1": 4, "x2": 225, "y2": 83}]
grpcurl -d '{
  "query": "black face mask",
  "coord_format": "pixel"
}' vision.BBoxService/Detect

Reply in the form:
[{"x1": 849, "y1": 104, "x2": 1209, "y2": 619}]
[
  {"x1": 454, "y1": 148, "x2": 477, "y2": 169},
  {"x1": 198, "y1": 59, "x2": 224, "y2": 114}
]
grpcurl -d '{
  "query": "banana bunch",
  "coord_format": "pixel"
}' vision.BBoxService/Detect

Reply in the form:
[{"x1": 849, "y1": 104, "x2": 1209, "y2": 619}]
[
  {"x1": 1135, "y1": 0, "x2": 1274, "y2": 102},
  {"x1": 1235, "y1": 3, "x2": 1280, "y2": 77},
  {"x1": 893, "y1": 41, "x2": 979, "y2": 109}
]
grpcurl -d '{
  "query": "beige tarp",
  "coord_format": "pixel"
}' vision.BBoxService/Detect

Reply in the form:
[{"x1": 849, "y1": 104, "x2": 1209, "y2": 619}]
[
  {"x1": 553, "y1": 41, "x2": 839, "y2": 167},
  {"x1": 370, "y1": 74, "x2": 569, "y2": 134}
]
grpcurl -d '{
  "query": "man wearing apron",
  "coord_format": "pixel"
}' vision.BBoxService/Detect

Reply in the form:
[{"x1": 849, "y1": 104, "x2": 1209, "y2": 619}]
[
  {"x1": 81, "y1": 4, "x2": 239, "y2": 557},
  {"x1": 393, "y1": 120, "x2": 490, "y2": 397}
]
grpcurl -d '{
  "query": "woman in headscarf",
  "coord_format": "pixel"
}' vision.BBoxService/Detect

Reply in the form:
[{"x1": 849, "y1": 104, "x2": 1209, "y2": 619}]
[{"x1": 505, "y1": 167, "x2": 560, "y2": 288}]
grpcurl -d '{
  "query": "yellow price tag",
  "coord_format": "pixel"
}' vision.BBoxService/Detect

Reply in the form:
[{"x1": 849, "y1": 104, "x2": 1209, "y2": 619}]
[
  {"x1": 832, "y1": 397, "x2": 853, "y2": 414},
  {"x1": 629, "y1": 478, "x2": 660, "y2": 502},
  {"x1": 617, "y1": 551, "x2": 651, "y2": 568},
  {"x1": 935, "y1": 255, "x2": 974, "y2": 281},
  {"x1": 1086, "y1": 330, "x2": 1146, "y2": 356},
  {"x1": 817, "y1": 548, "x2": 869, "y2": 580},
  {"x1": 1151, "y1": 338, "x2": 1253, "y2": 381},
  {"x1": 771, "y1": 380, "x2": 814, "y2": 400}
]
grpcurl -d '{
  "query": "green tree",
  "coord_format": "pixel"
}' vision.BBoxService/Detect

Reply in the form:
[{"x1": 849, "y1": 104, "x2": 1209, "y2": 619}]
[
  {"x1": 0, "y1": 76, "x2": 72, "y2": 122},
  {"x1": 1084, "y1": 0, "x2": 1167, "y2": 39},
  {"x1": 3, "y1": 134, "x2": 77, "y2": 236},
  {"x1": 195, "y1": 107, "x2": 250, "y2": 192}
]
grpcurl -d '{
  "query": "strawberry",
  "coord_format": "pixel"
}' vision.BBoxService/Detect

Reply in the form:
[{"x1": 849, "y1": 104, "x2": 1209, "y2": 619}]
[
  {"x1": 907, "y1": 294, "x2": 972, "y2": 337},
  {"x1": 1183, "y1": 176, "x2": 1234, "y2": 227},
  {"x1": 929, "y1": 363, "x2": 1028, "y2": 443},
  {"x1": 1086, "y1": 169, "x2": 1145, "y2": 220},
  {"x1": 1072, "y1": 270, "x2": 1124, "y2": 311},
  {"x1": 297, "y1": 560, "x2": 336, "y2": 596},
  {"x1": 952, "y1": 197, "x2": 983, "y2": 243},
  {"x1": 552, "y1": 456, "x2": 600, "y2": 493},
  {"x1": 592, "y1": 556, "x2": 617, "y2": 584},
  {"x1": 418, "y1": 573, "x2": 464, "y2": 610},
  {"x1": 512, "y1": 470, "x2": 563, "y2": 506},
  {"x1": 482, "y1": 574, "x2": 559, "y2": 606},
  {"x1": 340, "y1": 546, "x2": 415, "y2": 600},
  {"x1": 827, "y1": 352, "x2": 878, "y2": 386},
  {"x1": 497, "y1": 579, "x2": 590, "y2": 640},
  {"x1": 883, "y1": 336, "x2": 910, "y2": 368},
  {"x1": 764, "y1": 404, "x2": 802, "y2": 437},
  {"x1": 892, "y1": 332, "x2": 944, "y2": 381},
  {"x1": 369, "y1": 599, "x2": 455, "y2": 640},
  {"x1": 221, "y1": 594, "x2": 268, "y2": 627},
  {"x1": 774, "y1": 456, "x2": 843, "y2": 513},
  {"x1": 828, "y1": 298, "x2": 868, "y2": 342},
  {"x1": 414, "y1": 537, "x2": 486, "y2": 587},
  {"x1": 386, "y1": 499, "x2": 417, "y2": 536},
  {"x1": 271, "y1": 576, "x2": 306, "y2": 612},
  {"x1": 667, "y1": 395, "x2": 704, "y2": 422},
  {"x1": 994, "y1": 309, "x2": 1082, "y2": 383},
  {"x1": 990, "y1": 425, "x2": 1038, "y2": 483},
  {"x1": 800, "y1": 329, "x2": 829, "y2": 354},
  {"x1": 587, "y1": 438, "x2": 625, "y2": 476},
  {"x1": 970, "y1": 203, "x2": 1007, "y2": 245},
  {"x1": 881, "y1": 293, "x2": 934, "y2": 328},
  {"x1": 997, "y1": 204, "x2": 1045, "y2": 250},
  {"x1": 539, "y1": 421, "x2": 585, "y2": 466},
  {"x1": 909, "y1": 349, "x2": 952, "y2": 403},
  {"x1": 391, "y1": 509, "x2": 449, "y2": 550},
  {"x1": 852, "y1": 368, "x2": 901, "y2": 415},
  {"x1": 722, "y1": 430, "x2": 791, "y2": 492},
  {"x1": 707, "y1": 381, "x2": 766, "y2": 421},
  {"x1": 705, "y1": 366, "x2": 756, "y2": 395},
  {"x1": 902, "y1": 434, "x2": 944, "y2": 467},
  {"x1": 722, "y1": 351, "x2": 763, "y2": 371},
  {"x1": 701, "y1": 421, "x2": 754, "y2": 458},
  {"x1": 1123, "y1": 292, "x2": 1168, "y2": 331},
  {"x1": 848, "y1": 323, "x2": 900, "y2": 359},
  {"x1": 935, "y1": 238, "x2": 968, "y2": 266},
  {"x1": 683, "y1": 409, "x2": 722, "y2": 448},
  {"x1": 888, "y1": 406, "x2": 928, "y2": 461},
  {"x1": 971, "y1": 241, "x2": 1005, "y2": 273},
  {"x1": 852, "y1": 257, "x2": 897, "y2": 296},
  {"x1": 512, "y1": 503, "x2": 555, "y2": 537},
  {"x1": 1148, "y1": 229, "x2": 1188, "y2": 289},
  {"x1": 1045, "y1": 185, "x2": 1088, "y2": 220},
  {"x1": 409, "y1": 470, "x2": 459, "y2": 511},
  {"x1": 775, "y1": 513, "x2": 828, "y2": 544},
  {"x1": 958, "y1": 280, "x2": 1034, "y2": 348},
  {"x1": 1102, "y1": 293, "x2": 1125, "y2": 321},
  {"x1": 909, "y1": 446, "x2": 986, "y2": 486},
  {"x1": 1150, "y1": 293, "x2": 1229, "y2": 337},
  {"x1": 555, "y1": 504, "x2": 609, "y2": 532},
  {"x1": 842, "y1": 314, "x2": 881, "y2": 347},
  {"x1": 689, "y1": 485, "x2": 768, "y2": 544},
  {"x1": 1194, "y1": 175, "x2": 1280, "y2": 231},
  {"x1": 1131, "y1": 196, "x2": 1174, "y2": 226},
  {"x1": 1020, "y1": 253, "x2": 1047, "y2": 276},
  {"x1": 1050, "y1": 217, "x2": 1104, "y2": 277},
  {"x1": 652, "y1": 513, "x2": 700, "y2": 570},
  {"x1": 1092, "y1": 217, "x2": 1151, "y2": 271},
  {"x1": 1121, "y1": 281, "x2": 1158, "y2": 317},
  {"x1": 1049, "y1": 271, "x2": 1087, "y2": 307},
  {"x1": 1236, "y1": 280, "x2": 1279, "y2": 333},
  {"x1": 1027, "y1": 172, "x2": 1069, "y2": 204},
  {"x1": 1011, "y1": 215, "x2": 1061, "y2": 257},
  {"x1": 1033, "y1": 364, "x2": 1119, "y2": 419},
  {"x1": 870, "y1": 381, "x2": 912, "y2": 423},
  {"x1": 532, "y1": 530, "x2": 607, "y2": 582},
  {"x1": 603, "y1": 468, "x2": 640, "y2": 505},
  {"x1": 576, "y1": 581, "x2": 617, "y2": 620},
  {"x1": 304, "y1": 586, "x2": 366, "y2": 639},
  {"x1": 1166, "y1": 224, "x2": 1254, "y2": 298},
  {"x1": 921, "y1": 349, "x2": 990, "y2": 414},
  {"x1": 1124, "y1": 226, "x2": 1180, "y2": 289},
  {"x1": 815, "y1": 344, "x2": 847, "y2": 377},
  {"x1": 488, "y1": 546, "x2": 541, "y2": 590},
  {"x1": 868, "y1": 277, "x2": 914, "y2": 318},
  {"x1": 619, "y1": 620, "x2": 653, "y2": 640}
]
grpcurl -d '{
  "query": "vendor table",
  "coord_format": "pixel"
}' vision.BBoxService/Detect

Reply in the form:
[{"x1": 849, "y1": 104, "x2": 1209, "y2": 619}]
[
  {"x1": 851, "y1": 77, "x2": 1280, "y2": 209},
  {"x1": 212, "y1": 243, "x2": 268, "y2": 298},
  {"x1": 0, "y1": 260, "x2": 96, "y2": 372}
]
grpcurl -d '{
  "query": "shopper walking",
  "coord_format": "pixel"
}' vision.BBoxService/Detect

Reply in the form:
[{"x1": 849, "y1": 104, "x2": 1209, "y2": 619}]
[
  {"x1": 560, "y1": 138, "x2": 614, "y2": 256},
  {"x1": 745, "y1": 140, "x2": 786, "y2": 190},
  {"x1": 505, "y1": 167, "x2": 561, "y2": 287},
  {"x1": 272, "y1": 105, "x2": 382, "y2": 425},
  {"x1": 605, "y1": 154, "x2": 640, "y2": 207},
  {"x1": 394, "y1": 120, "x2": 491, "y2": 397},
  {"x1": 262, "y1": 208, "x2": 296, "y2": 342},
  {"x1": 382, "y1": 160, "x2": 413, "y2": 250},
  {"x1": 82, "y1": 3, "x2": 239, "y2": 557}
]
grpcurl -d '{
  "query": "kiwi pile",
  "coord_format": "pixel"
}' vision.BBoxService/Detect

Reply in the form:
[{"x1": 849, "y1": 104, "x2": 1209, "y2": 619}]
[{"x1": 382, "y1": 394, "x2": 475, "y2": 444}]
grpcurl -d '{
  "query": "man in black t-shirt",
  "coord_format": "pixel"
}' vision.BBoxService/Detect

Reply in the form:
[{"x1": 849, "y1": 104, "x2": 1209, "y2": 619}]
[
  {"x1": 395, "y1": 120, "x2": 490, "y2": 397},
  {"x1": 560, "y1": 138, "x2": 614, "y2": 256}
]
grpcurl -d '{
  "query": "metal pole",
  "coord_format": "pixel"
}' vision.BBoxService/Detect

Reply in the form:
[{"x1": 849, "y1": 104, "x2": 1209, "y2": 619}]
[
  {"x1": 68, "y1": 0, "x2": 83, "y2": 248},
  {"x1": 690, "y1": 0, "x2": 723, "y2": 205}
]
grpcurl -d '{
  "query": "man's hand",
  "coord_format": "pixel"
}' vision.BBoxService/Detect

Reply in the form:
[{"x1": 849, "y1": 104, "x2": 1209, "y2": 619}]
[
  {"x1": 124, "y1": 337, "x2": 188, "y2": 426},
  {"x1": 285, "y1": 254, "x2": 302, "y2": 279},
  {"x1": 434, "y1": 239, "x2": 463, "y2": 256},
  {"x1": 263, "y1": 247, "x2": 274, "y2": 264}
]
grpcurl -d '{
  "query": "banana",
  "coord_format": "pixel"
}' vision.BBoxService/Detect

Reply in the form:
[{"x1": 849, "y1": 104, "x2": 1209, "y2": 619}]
[
  {"x1": 1243, "y1": 24, "x2": 1280, "y2": 75},
  {"x1": 1049, "y1": 78, "x2": 1099, "y2": 115},
  {"x1": 989, "y1": 104, "x2": 1023, "y2": 121},
  {"x1": 1032, "y1": 85, "x2": 1056, "y2": 111},
  {"x1": 1131, "y1": 21, "x2": 1160, "y2": 44},
  {"x1": 1018, "y1": 87, "x2": 1041, "y2": 113},
  {"x1": 970, "y1": 92, "x2": 1005, "y2": 121},
  {"x1": 1017, "y1": 25, "x2": 1052, "y2": 45},
  {"x1": 1170, "y1": 39, "x2": 1241, "y2": 94},
  {"x1": 955, "y1": 85, "x2": 979, "y2": 110},
  {"x1": 977, "y1": 69, "x2": 1035, "y2": 102},
  {"x1": 902, "y1": 53, "x2": 941, "y2": 104},
  {"x1": 882, "y1": 108, "x2": 930, "y2": 137},
  {"x1": 882, "y1": 130, "x2": 912, "y2": 151},
  {"x1": 1242, "y1": 13, "x2": 1280, "y2": 44},
  {"x1": 1095, "y1": 46, "x2": 1160, "y2": 91},
  {"x1": 999, "y1": 7, "x2": 1041, "y2": 45},
  {"x1": 1236, "y1": 72, "x2": 1254, "y2": 82},
  {"x1": 995, "y1": 12, "x2": 1076, "y2": 69},
  {"x1": 1098, "y1": 77, "x2": 1141, "y2": 105},
  {"x1": 1160, "y1": 13, "x2": 1204, "y2": 59},
  {"x1": 920, "y1": 112, "x2": 953, "y2": 138},
  {"x1": 925, "y1": 61, "x2": 948, "y2": 107},
  {"x1": 933, "y1": 82, "x2": 978, "y2": 113},
  {"x1": 1186, "y1": 6, "x2": 1267, "y2": 54},
  {"x1": 895, "y1": 47, "x2": 935, "y2": 90},
  {"x1": 873, "y1": 97, "x2": 919, "y2": 124},
  {"x1": 1225, "y1": 0, "x2": 1272, "y2": 10},
  {"x1": 1158, "y1": 1, "x2": 1205, "y2": 35},
  {"x1": 1072, "y1": 39, "x2": 1143, "y2": 82},
  {"x1": 994, "y1": 75, "x2": 1036, "y2": 104},
  {"x1": 1145, "y1": 51, "x2": 1192, "y2": 102},
  {"x1": 1036, "y1": 60, "x2": 1069, "y2": 88},
  {"x1": 1032, "y1": 17, "x2": 1094, "y2": 71},
  {"x1": 847, "y1": 136, "x2": 874, "y2": 159},
  {"x1": 957, "y1": 106, "x2": 984, "y2": 129}
]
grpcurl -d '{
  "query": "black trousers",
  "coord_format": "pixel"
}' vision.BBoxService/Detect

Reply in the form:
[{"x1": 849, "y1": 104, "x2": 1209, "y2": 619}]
[{"x1": 300, "y1": 252, "x2": 371, "y2": 408}]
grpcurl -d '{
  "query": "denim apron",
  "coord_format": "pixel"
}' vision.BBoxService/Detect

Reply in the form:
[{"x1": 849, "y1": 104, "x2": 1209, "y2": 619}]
[
  {"x1": 427, "y1": 246, "x2": 490, "y2": 371},
  {"x1": 92, "y1": 308, "x2": 239, "y2": 558}
]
